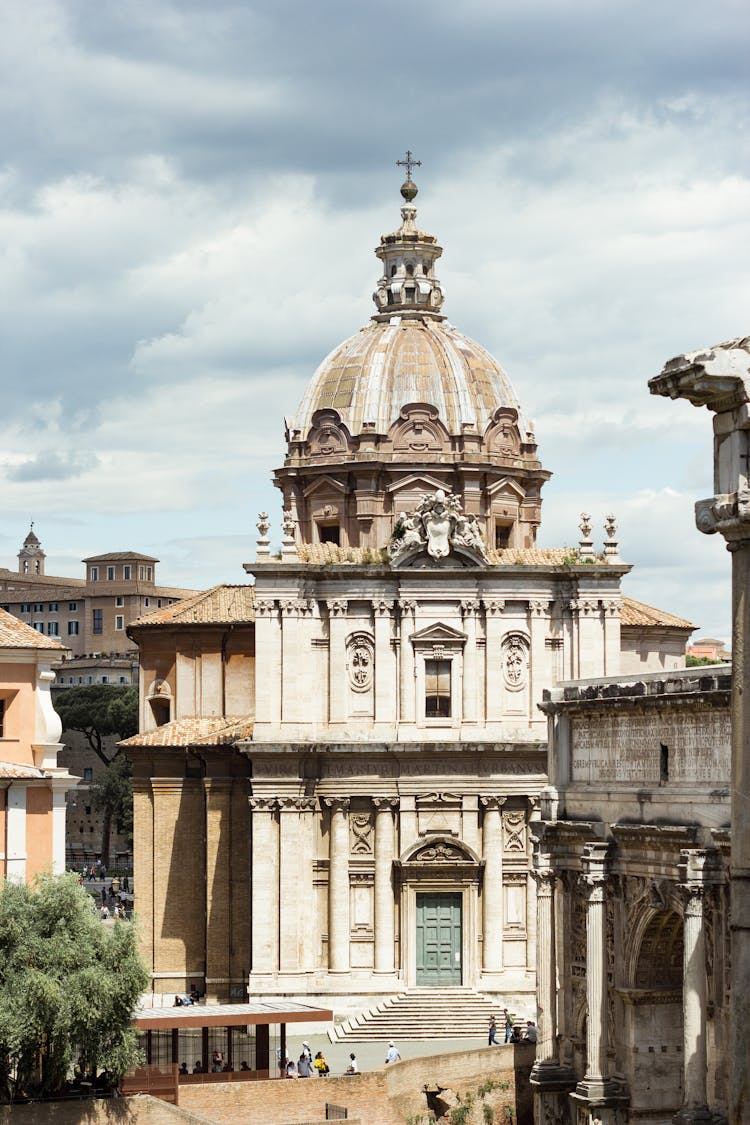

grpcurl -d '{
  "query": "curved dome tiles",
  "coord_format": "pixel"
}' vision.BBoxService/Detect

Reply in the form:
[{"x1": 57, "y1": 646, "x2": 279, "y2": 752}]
[{"x1": 291, "y1": 317, "x2": 529, "y2": 441}]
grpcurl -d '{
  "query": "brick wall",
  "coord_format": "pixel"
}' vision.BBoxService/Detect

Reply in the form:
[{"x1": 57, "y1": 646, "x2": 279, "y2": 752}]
[
  {"x1": 0, "y1": 1094, "x2": 211, "y2": 1124},
  {"x1": 180, "y1": 1043, "x2": 534, "y2": 1125}
]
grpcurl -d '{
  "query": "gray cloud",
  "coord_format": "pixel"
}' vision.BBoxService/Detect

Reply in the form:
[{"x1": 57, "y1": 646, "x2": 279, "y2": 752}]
[{"x1": 5, "y1": 451, "x2": 100, "y2": 483}]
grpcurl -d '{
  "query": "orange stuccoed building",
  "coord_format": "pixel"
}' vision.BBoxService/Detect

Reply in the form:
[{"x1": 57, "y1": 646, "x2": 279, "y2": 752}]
[{"x1": 0, "y1": 608, "x2": 77, "y2": 881}]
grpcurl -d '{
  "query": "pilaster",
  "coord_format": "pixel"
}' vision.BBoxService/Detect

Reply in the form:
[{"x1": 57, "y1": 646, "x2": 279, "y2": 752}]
[
  {"x1": 324, "y1": 796, "x2": 351, "y2": 973},
  {"x1": 250, "y1": 797, "x2": 279, "y2": 974},
  {"x1": 327, "y1": 600, "x2": 348, "y2": 724},
  {"x1": 480, "y1": 796, "x2": 505, "y2": 973},
  {"x1": 484, "y1": 599, "x2": 505, "y2": 721},
  {"x1": 373, "y1": 797, "x2": 398, "y2": 974},
  {"x1": 673, "y1": 850, "x2": 713, "y2": 1125},
  {"x1": 204, "y1": 779, "x2": 233, "y2": 999},
  {"x1": 373, "y1": 600, "x2": 395, "y2": 724},
  {"x1": 461, "y1": 599, "x2": 480, "y2": 724},
  {"x1": 253, "y1": 598, "x2": 280, "y2": 723},
  {"x1": 398, "y1": 600, "x2": 416, "y2": 723}
]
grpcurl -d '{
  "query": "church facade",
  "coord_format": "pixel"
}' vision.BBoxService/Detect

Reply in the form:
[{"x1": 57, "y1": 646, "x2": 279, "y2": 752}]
[{"x1": 123, "y1": 173, "x2": 693, "y2": 1016}]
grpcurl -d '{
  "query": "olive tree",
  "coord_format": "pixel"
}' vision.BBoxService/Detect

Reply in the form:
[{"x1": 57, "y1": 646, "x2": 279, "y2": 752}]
[{"x1": 0, "y1": 873, "x2": 148, "y2": 1101}]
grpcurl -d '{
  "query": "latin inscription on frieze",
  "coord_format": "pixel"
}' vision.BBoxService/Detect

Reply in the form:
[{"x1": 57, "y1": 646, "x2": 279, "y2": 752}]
[{"x1": 570, "y1": 712, "x2": 730, "y2": 784}]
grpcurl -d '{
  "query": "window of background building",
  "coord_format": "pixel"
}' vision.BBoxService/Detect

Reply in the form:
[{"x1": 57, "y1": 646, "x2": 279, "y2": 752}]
[
  {"x1": 425, "y1": 659, "x2": 451, "y2": 718},
  {"x1": 119, "y1": 676, "x2": 126, "y2": 683},
  {"x1": 138, "y1": 566, "x2": 144, "y2": 580},
  {"x1": 107, "y1": 566, "x2": 115, "y2": 580},
  {"x1": 87, "y1": 676, "x2": 93, "y2": 684},
  {"x1": 20, "y1": 603, "x2": 30, "y2": 613},
  {"x1": 146, "y1": 566, "x2": 152, "y2": 580},
  {"x1": 123, "y1": 565, "x2": 131, "y2": 580},
  {"x1": 144, "y1": 598, "x2": 150, "y2": 608},
  {"x1": 90, "y1": 567, "x2": 99, "y2": 581},
  {"x1": 93, "y1": 609, "x2": 103, "y2": 635},
  {"x1": 101, "y1": 675, "x2": 109, "y2": 683},
  {"x1": 319, "y1": 524, "x2": 341, "y2": 545},
  {"x1": 115, "y1": 596, "x2": 124, "y2": 607},
  {"x1": 0, "y1": 605, "x2": 8, "y2": 612},
  {"x1": 68, "y1": 621, "x2": 79, "y2": 635},
  {"x1": 48, "y1": 602, "x2": 58, "y2": 612},
  {"x1": 83, "y1": 767, "x2": 93, "y2": 781},
  {"x1": 34, "y1": 622, "x2": 44, "y2": 633},
  {"x1": 33, "y1": 603, "x2": 43, "y2": 612},
  {"x1": 68, "y1": 601, "x2": 77, "y2": 611},
  {"x1": 115, "y1": 615, "x2": 124, "y2": 630},
  {"x1": 47, "y1": 622, "x2": 59, "y2": 636}
]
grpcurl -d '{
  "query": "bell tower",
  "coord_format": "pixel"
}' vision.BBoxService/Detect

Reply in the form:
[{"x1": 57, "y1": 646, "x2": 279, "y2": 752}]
[{"x1": 18, "y1": 523, "x2": 46, "y2": 576}]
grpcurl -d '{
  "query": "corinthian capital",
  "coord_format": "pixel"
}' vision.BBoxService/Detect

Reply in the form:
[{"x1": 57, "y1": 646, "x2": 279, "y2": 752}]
[{"x1": 322, "y1": 796, "x2": 350, "y2": 814}]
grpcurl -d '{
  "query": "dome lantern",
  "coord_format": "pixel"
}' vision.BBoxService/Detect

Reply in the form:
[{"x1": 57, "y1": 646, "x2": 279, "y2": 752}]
[{"x1": 372, "y1": 159, "x2": 445, "y2": 320}]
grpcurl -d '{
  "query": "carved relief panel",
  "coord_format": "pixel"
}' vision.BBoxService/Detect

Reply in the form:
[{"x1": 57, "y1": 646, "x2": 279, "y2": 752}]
[
  {"x1": 416, "y1": 791, "x2": 462, "y2": 837},
  {"x1": 502, "y1": 807, "x2": 527, "y2": 855},
  {"x1": 501, "y1": 631, "x2": 530, "y2": 716},
  {"x1": 346, "y1": 631, "x2": 374, "y2": 719}
]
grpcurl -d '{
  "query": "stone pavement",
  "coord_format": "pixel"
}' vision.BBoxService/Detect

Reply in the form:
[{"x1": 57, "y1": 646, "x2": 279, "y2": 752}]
[{"x1": 283, "y1": 1030, "x2": 490, "y2": 1076}]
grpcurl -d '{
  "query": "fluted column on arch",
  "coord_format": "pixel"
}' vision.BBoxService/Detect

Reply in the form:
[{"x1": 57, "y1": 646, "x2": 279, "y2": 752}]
[
  {"x1": 674, "y1": 849, "x2": 713, "y2": 1125},
  {"x1": 323, "y1": 797, "x2": 351, "y2": 973},
  {"x1": 571, "y1": 841, "x2": 628, "y2": 1123},
  {"x1": 529, "y1": 837, "x2": 575, "y2": 1124},
  {"x1": 480, "y1": 795, "x2": 505, "y2": 973},
  {"x1": 372, "y1": 797, "x2": 398, "y2": 974}
]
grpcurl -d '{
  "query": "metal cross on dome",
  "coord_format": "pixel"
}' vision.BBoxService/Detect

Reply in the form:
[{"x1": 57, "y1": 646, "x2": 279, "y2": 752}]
[{"x1": 396, "y1": 150, "x2": 421, "y2": 182}]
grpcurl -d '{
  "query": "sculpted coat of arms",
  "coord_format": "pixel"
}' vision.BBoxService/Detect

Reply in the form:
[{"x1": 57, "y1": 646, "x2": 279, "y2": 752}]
[{"x1": 388, "y1": 489, "x2": 489, "y2": 566}]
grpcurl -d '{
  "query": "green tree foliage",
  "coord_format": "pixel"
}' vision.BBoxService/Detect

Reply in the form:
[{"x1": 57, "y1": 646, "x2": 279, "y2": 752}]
[
  {"x1": 0, "y1": 873, "x2": 148, "y2": 1101},
  {"x1": 53, "y1": 685, "x2": 138, "y2": 767},
  {"x1": 685, "y1": 654, "x2": 723, "y2": 667},
  {"x1": 90, "y1": 754, "x2": 134, "y2": 859}
]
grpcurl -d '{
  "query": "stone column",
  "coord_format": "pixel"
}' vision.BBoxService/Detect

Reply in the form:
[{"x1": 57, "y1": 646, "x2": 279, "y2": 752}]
[
  {"x1": 280, "y1": 600, "x2": 301, "y2": 723},
  {"x1": 674, "y1": 851, "x2": 711, "y2": 1125},
  {"x1": 324, "y1": 797, "x2": 350, "y2": 973},
  {"x1": 649, "y1": 340, "x2": 750, "y2": 1121},
  {"x1": 250, "y1": 797, "x2": 279, "y2": 975},
  {"x1": 461, "y1": 600, "x2": 480, "y2": 724},
  {"x1": 571, "y1": 841, "x2": 626, "y2": 1123},
  {"x1": 373, "y1": 797, "x2": 398, "y2": 974},
  {"x1": 602, "y1": 598, "x2": 621, "y2": 677},
  {"x1": 570, "y1": 599, "x2": 603, "y2": 680},
  {"x1": 481, "y1": 796, "x2": 505, "y2": 973},
  {"x1": 327, "y1": 600, "x2": 348, "y2": 724},
  {"x1": 399, "y1": 600, "x2": 416, "y2": 724},
  {"x1": 373, "y1": 600, "x2": 394, "y2": 724}
]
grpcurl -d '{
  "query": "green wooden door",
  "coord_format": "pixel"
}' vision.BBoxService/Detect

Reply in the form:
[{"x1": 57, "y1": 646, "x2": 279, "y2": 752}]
[{"x1": 416, "y1": 892, "x2": 462, "y2": 986}]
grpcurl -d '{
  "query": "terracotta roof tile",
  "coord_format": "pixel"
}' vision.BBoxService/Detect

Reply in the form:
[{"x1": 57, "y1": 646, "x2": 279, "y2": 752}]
[
  {"x1": 291, "y1": 544, "x2": 597, "y2": 567},
  {"x1": 0, "y1": 761, "x2": 48, "y2": 779},
  {"x1": 82, "y1": 551, "x2": 159, "y2": 563},
  {"x1": 0, "y1": 609, "x2": 68, "y2": 651},
  {"x1": 120, "y1": 715, "x2": 253, "y2": 749},
  {"x1": 129, "y1": 585, "x2": 255, "y2": 627},
  {"x1": 620, "y1": 596, "x2": 695, "y2": 630}
]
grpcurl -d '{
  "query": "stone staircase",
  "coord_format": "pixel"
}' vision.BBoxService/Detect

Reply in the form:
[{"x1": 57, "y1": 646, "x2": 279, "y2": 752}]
[{"x1": 328, "y1": 987, "x2": 498, "y2": 1042}]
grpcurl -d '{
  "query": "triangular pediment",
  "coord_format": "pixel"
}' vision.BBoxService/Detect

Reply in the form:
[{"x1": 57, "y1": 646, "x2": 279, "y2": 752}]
[
  {"x1": 386, "y1": 472, "x2": 447, "y2": 494},
  {"x1": 486, "y1": 476, "x2": 526, "y2": 500},
  {"x1": 302, "y1": 475, "x2": 347, "y2": 498},
  {"x1": 410, "y1": 622, "x2": 467, "y2": 645}
]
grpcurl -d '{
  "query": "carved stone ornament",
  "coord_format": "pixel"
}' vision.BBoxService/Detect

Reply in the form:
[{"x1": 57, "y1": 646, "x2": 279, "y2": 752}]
[
  {"x1": 502, "y1": 632, "x2": 530, "y2": 690},
  {"x1": 503, "y1": 809, "x2": 527, "y2": 852},
  {"x1": 350, "y1": 813, "x2": 373, "y2": 854},
  {"x1": 346, "y1": 633, "x2": 374, "y2": 692},
  {"x1": 254, "y1": 597, "x2": 276, "y2": 617},
  {"x1": 414, "y1": 841, "x2": 465, "y2": 863},
  {"x1": 388, "y1": 489, "x2": 489, "y2": 566}
]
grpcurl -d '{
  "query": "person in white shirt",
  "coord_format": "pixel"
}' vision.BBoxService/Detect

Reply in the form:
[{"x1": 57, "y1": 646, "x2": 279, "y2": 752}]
[
  {"x1": 345, "y1": 1053, "x2": 358, "y2": 1074},
  {"x1": 385, "y1": 1041, "x2": 401, "y2": 1065}
]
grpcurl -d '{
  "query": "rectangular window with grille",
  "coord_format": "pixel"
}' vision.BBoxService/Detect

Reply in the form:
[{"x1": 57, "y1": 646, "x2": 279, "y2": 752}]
[
  {"x1": 93, "y1": 609, "x2": 103, "y2": 635},
  {"x1": 425, "y1": 659, "x2": 451, "y2": 718}
]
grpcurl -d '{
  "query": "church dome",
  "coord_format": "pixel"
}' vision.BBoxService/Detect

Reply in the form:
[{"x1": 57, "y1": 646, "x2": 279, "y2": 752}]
[
  {"x1": 289, "y1": 317, "x2": 529, "y2": 441},
  {"x1": 276, "y1": 164, "x2": 549, "y2": 554}
]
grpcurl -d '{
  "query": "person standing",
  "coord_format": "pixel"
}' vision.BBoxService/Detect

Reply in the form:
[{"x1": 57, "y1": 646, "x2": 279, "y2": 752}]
[
  {"x1": 503, "y1": 1008, "x2": 513, "y2": 1043},
  {"x1": 297, "y1": 1052, "x2": 312, "y2": 1078},
  {"x1": 488, "y1": 1015, "x2": 497, "y2": 1045},
  {"x1": 385, "y1": 1041, "x2": 401, "y2": 1065},
  {"x1": 345, "y1": 1053, "x2": 358, "y2": 1074}
]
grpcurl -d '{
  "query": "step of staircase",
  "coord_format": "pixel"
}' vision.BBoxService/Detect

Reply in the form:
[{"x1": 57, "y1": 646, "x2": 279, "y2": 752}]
[{"x1": 328, "y1": 987, "x2": 499, "y2": 1042}]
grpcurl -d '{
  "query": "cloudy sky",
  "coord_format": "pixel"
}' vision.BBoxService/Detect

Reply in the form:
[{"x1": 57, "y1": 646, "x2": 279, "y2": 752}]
[{"x1": 1, "y1": 0, "x2": 748, "y2": 642}]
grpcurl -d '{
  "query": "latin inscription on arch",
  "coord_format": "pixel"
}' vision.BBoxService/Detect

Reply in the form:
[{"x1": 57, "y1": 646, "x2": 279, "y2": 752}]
[{"x1": 570, "y1": 712, "x2": 730, "y2": 784}]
